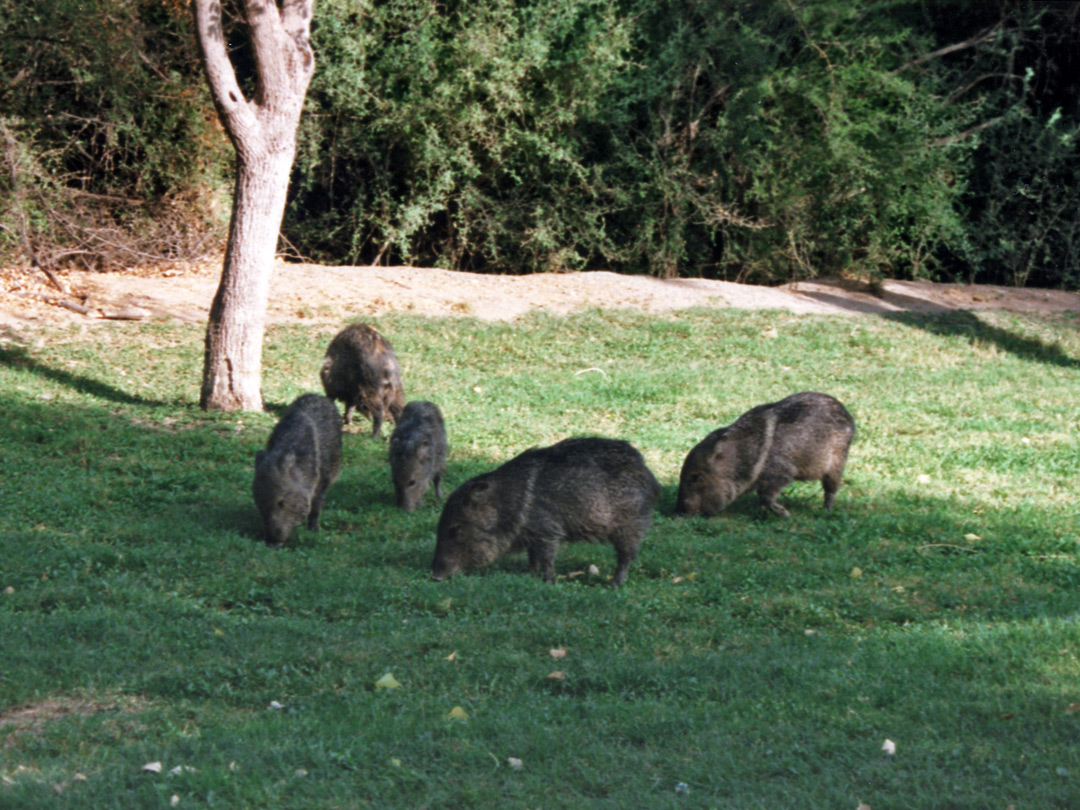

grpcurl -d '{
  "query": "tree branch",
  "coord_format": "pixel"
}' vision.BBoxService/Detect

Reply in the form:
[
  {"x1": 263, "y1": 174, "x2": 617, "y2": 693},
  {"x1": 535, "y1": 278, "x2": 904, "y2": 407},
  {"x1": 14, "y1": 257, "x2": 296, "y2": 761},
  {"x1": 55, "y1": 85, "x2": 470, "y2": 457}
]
[
  {"x1": 244, "y1": 0, "x2": 315, "y2": 108},
  {"x1": 928, "y1": 115, "x2": 1008, "y2": 147},
  {"x1": 193, "y1": 0, "x2": 260, "y2": 151},
  {"x1": 893, "y1": 25, "x2": 1001, "y2": 74}
]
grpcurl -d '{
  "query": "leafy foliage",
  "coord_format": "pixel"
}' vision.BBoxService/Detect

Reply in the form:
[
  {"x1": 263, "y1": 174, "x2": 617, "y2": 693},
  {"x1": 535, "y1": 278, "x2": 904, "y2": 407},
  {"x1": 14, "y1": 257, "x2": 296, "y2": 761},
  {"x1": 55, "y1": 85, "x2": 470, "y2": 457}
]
[
  {"x1": 290, "y1": 0, "x2": 1075, "y2": 283},
  {"x1": 1, "y1": 0, "x2": 1078, "y2": 286}
]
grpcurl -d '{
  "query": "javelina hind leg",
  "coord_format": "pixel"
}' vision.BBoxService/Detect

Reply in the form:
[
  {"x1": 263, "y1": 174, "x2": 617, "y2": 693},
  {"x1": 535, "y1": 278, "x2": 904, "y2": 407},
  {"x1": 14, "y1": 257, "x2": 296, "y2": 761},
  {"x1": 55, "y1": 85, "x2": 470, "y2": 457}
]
[
  {"x1": 610, "y1": 527, "x2": 643, "y2": 587},
  {"x1": 612, "y1": 554, "x2": 634, "y2": 587},
  {"x1": 527, "y1": 547, "x2": 542, "y2": 577}
]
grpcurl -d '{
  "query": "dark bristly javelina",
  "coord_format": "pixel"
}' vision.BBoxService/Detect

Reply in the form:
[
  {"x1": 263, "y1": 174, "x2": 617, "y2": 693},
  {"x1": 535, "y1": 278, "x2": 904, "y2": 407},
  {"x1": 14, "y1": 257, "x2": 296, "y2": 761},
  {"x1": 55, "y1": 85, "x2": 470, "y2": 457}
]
[
  {"x1": 253, "y1": 394, "x2": 343, "y2": 547},
  {"x1": 389, "y1": 400, "x2": 448, "y2": 511},
  {"x1": 320, "y1": 323, "x2": 404, "y2": 437},
  {"x1": 676, "y1": 391, "x2": 855, "y2": 518},
  {"x1": 431, "y1": 437, "x2": 660, "y2": 587}
]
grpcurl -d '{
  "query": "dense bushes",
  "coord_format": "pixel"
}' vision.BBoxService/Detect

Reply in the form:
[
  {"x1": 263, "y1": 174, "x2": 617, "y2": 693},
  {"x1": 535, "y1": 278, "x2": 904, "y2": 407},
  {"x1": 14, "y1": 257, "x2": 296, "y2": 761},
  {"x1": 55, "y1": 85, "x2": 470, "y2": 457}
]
[
  {"x1": 2, "y1": 0, "x2": 1078, "y2": 286},
  {"x1": 0, "y1": 0, "x2": 230, "y2": 270},
  {"x1": 288, "y1": 0, "x2": 1080, "y2": 285}
]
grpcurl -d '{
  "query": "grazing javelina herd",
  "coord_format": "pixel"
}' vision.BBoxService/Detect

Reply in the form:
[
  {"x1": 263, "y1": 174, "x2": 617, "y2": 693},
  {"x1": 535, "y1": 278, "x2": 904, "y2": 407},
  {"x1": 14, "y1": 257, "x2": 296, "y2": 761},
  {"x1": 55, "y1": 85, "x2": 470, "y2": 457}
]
[{"x1": 255, "y1": 322, "x2": 856, "y2": 585}]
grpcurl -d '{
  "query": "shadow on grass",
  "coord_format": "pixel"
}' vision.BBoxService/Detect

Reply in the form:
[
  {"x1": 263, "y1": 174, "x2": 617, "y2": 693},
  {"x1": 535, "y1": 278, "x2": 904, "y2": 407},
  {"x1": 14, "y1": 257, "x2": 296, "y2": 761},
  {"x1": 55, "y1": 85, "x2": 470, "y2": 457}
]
[
  {"x1": 883, "y1": 310, "x2": 1080, "y2": 370},
  {"x1": 784, "y1": 294, "x2": 1079, "y2": 369},
  {"x1": 0, "y1": 344, "x2": 167, "y2": 406}
]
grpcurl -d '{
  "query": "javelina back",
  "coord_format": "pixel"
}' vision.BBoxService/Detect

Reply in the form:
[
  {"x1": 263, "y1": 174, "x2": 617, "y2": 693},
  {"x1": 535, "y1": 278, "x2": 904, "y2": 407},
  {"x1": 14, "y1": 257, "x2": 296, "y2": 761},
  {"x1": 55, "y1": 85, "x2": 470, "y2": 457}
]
[
  {"x1": 389, "y1": 400, "x2": 448, "y2": 511},
  {"x1": 432, "y1": 437, "x2": 659, "y2": 587},
  {"x1": 676, "y1": 391, "x2": 855, "y2": 518},
  {"x1": 253, "y1": 394, "x2": 343, "y2": 547},
  {"x1": 320, "y1": 323, "x2": 404, "y2": 437}
]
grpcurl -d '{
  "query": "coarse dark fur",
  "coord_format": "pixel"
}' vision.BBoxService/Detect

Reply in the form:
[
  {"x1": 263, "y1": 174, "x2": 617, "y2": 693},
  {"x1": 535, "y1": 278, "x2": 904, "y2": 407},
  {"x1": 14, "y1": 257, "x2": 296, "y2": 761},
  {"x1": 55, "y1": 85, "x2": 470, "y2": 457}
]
[
  {"x1": 253, "y1": 394, "x2": 343, "y2": 547},
  {"x1": 320, "y1": 323, "x2": 405, "y2": 437},
  {"x1": 389, "y1": 400, "x2": 448, "y2": 511},
  {"x1": 676, "y1": 391, "x2": 855, "y2": 518},
  {"x1": 432, "y1": 437, "x2": 660, "y2": 587}
]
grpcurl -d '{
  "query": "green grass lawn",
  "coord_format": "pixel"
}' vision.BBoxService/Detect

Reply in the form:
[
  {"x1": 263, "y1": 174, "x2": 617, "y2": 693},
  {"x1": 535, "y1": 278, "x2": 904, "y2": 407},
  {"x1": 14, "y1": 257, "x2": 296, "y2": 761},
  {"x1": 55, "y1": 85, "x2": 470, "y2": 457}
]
[{"x1": 2, "y1": 306, "x2": 1079, "y2": 809}]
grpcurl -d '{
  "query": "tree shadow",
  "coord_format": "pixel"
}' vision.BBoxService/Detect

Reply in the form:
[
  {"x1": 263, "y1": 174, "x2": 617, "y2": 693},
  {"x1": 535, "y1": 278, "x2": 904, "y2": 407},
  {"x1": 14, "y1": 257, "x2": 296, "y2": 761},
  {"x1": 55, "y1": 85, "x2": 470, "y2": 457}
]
[
  {"x1": 790, "y1": 285, "x2": 954, "y2": 315},
  {"x1": 0, "y1": 344, "x2": 167, "y2": 406},
  {"x1": 788, "y1": 287, "x2": 1080, "y2": 369},
  {"x1": 882, "y1": 310, "x2": 1080, "y2": 370}
]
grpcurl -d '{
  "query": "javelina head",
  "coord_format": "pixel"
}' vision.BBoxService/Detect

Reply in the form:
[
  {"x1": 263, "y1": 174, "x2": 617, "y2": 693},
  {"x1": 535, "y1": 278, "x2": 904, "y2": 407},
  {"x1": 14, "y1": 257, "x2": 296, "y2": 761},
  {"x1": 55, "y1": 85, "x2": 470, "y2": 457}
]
[
  {"x1": 675, "y1": 429, "x2": 748, "y2": 516},
  {"x1": 431, "y1": 478, "x2": 507, "y2": 580},
  {"x1": 253, "y1": 450, "x2": 312, "y2": 547},
  {"x1": 390, "y1": 436, "x2": 433, "y2": 512},
  {"x1": 382, "y1": 374, "x2": 405, "y2": 422}
]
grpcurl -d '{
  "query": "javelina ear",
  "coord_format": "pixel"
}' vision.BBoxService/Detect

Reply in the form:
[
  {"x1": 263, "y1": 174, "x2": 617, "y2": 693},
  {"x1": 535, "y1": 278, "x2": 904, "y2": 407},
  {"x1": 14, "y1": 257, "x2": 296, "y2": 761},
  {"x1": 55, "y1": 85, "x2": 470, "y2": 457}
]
[
  {"x1": 278, "y1": 451, "x2": 302, "y2": 477},
  {"x1": 707, "y1": 433, "x2": 728, "y2": 464},
  {"x1": 465, "y1": 480, "x2": 492, "y2": 504}
]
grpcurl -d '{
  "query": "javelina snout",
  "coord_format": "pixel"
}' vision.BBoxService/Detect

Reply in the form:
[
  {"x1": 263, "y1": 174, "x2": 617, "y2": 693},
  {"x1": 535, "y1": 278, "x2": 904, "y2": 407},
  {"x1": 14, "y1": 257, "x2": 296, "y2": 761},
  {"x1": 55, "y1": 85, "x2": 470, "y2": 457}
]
[
  {"x1": 676, "y1": 391, "x2": 855, "y2": 518},
  {"x1": 432, "y1": 437, "x2": 660, "y2": 586},
  {"x1": 320, "y1": 323, "x2": 405, "y2": 437},
  {"x1": 253, "y1": 394, "x2": 343, "y2": 547},
  {"x1": 389, "y1": 400, "x2": 448, "y2": 512}
]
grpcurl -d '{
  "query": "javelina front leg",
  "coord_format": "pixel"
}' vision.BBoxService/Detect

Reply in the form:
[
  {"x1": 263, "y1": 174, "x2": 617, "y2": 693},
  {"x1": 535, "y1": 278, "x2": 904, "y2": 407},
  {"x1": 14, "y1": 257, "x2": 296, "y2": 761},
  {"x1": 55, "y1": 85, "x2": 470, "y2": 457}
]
[
  {"x1": 342, "y1": 403, "x2": 355, "y2": 425},
  {"x1": 527, "y1": 544, "x2": 558, "y2": 582},
  {"x1": 371, "y1": 411, "x2": 384, "y2": 438},
  {"x1": 757, "y1": 475, "x2": 793, "y2": 518},
  {"x1": 308, "y1": 485, "x2": 330, "y2": 531},
  {"x1": 433, "y1": 472, "x2": 443, "y2": 500}
]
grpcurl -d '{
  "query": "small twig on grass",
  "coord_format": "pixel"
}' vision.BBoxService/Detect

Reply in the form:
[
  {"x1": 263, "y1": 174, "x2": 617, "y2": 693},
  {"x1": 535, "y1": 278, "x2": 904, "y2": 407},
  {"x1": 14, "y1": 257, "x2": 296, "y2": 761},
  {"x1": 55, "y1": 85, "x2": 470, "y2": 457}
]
[{"x1": 916, "y1": 543, "x2": 980, "y2": 554}]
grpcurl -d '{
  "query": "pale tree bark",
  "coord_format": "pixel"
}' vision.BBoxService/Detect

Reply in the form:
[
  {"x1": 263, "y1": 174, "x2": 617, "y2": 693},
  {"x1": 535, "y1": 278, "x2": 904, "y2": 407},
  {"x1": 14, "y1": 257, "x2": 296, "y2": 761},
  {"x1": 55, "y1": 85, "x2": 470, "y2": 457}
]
[{"x1": 193, "y1": 0, "x2": 315, "y2": 411}]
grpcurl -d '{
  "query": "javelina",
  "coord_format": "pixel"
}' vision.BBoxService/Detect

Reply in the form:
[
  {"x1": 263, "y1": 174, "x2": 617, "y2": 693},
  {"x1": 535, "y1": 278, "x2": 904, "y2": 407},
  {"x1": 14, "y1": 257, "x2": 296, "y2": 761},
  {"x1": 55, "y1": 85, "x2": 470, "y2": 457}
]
[
  {"x1": 432, "y1": 437, "x2": 660, "y2": 586},
  {"x1": 389, "y1": 400, "x2": 448, "y2": 511},
  {"x1": 676, "y1": 391, "x2": 855, "y2": 518},
  {"x1": 320, "y1": 323, "x2": 405, "y2": 437},
  {"x1": 253, "y1": 394, "x2": 343, "y2": 547}
]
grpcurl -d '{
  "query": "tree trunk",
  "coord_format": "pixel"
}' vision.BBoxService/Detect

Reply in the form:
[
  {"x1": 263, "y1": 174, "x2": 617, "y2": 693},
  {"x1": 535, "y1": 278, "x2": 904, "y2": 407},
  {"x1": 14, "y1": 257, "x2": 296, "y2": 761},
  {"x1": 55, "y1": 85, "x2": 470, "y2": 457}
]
[
  {"x1": 200, "y1": 148, "x2": 294, "y2": 410},
  {"x1": 193, "y1": 0, "x2": 315, "y2": 412}
]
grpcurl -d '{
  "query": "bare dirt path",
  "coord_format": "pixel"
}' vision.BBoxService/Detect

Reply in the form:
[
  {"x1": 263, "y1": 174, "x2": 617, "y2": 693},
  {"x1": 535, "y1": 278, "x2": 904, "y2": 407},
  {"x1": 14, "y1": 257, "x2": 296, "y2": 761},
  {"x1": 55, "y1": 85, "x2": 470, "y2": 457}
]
[{"x1": 3, "y1": 259, "x2": 1079, "y2": 329}]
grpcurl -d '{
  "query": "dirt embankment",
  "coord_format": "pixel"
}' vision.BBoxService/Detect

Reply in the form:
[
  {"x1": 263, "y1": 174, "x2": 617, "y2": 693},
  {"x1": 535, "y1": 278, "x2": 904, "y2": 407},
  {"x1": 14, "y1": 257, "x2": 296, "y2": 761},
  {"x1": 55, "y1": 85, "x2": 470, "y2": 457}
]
[{"x1": 3, "y1": 260, "x2": 1079, "y2": 329}]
